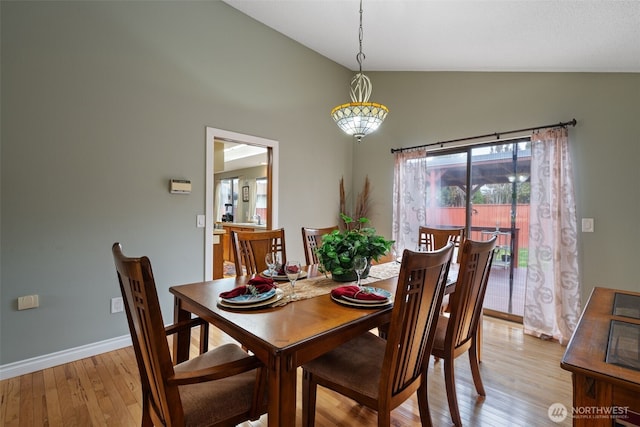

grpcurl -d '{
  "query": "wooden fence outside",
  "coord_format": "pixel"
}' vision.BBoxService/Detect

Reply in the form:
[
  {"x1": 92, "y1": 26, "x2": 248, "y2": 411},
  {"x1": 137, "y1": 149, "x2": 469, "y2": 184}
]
[{"x1": 430, "y1": 204, "x2": 530, "y2": 248}]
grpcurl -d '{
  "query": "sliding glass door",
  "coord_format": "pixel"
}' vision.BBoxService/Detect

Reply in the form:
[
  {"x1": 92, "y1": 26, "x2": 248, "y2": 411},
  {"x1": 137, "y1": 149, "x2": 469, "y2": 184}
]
[
  {"x1": 468, "y1": 140, "x2": 530, "y2": 319},
  {"x1": 423, "y1": 138, "x2": 530, "y2": 319},
  {"x1": 424, "y1": 152, "x2": 469, "y2": 229}
]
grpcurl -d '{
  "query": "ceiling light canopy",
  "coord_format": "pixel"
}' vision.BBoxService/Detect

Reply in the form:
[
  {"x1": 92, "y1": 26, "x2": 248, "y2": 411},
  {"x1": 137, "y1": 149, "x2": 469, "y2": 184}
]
[{"x1": 331, "y1": 0, "x2": 388, "y2": 143}]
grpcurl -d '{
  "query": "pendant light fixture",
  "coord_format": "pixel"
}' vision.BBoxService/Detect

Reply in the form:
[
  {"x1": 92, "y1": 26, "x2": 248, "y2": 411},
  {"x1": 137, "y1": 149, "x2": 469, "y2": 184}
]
[{"x1": 331, "y1": 0, "x2": 388, "y2": 142}]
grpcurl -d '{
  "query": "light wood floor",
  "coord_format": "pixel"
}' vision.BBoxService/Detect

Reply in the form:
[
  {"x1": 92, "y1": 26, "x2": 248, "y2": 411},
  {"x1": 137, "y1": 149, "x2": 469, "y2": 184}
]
[{"x1": 0, "y1": 316, "x2": 572, "y2": 426}]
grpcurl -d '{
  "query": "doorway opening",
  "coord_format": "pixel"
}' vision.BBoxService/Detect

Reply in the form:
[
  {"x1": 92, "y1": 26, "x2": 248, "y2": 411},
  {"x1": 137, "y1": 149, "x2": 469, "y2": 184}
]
[{"x1": 204, "y1": 127, "x2": 279, "y2": 280}]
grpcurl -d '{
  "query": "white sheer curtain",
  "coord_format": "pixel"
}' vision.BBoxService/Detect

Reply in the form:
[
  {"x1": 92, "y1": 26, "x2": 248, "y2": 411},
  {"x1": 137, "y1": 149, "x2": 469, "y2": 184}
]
[
  {"x1": 523, "y1": 127, "x2": 581, "y2": 344},
  {"x1": 392, "y1": 149, "x2": 429, "y2": 252},
  {"x1": 214, "y1": 180, "x2": 222, "y2": 221},
  {"x1": 248, "y1": 179, "x2": 257, "y2": 221}
]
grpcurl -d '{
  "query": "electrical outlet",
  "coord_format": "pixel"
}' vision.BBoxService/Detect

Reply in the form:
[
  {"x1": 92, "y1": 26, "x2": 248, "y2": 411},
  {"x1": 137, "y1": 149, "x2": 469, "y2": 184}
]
[{"x1": 111, "y1": 297, "x2": 124, "y2": 314}]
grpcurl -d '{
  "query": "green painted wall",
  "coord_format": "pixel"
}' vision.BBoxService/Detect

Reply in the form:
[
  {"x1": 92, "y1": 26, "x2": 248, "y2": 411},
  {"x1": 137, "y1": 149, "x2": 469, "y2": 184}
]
[
  {"x1": 1, "y1": 1, "x2": 351, "y2": 364},
  {"x1": 353, "y1": 71, "x2": 640, "y2": 305}
]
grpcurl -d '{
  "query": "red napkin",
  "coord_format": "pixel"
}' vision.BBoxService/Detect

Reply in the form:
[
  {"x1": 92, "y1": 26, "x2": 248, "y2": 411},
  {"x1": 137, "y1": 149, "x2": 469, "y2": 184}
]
[
  {"x1": 247, "y1": 276, "x2": 275, "y2": 286},
  {"x1": 276, "y1": 265, "x2": 299, "y2": 275},
  {"x1": 331, "y1": 285, "x2": 388, "y2": 301},
  {"x1": 219, "y1": 278, "x2": 276, "y2": 299}
]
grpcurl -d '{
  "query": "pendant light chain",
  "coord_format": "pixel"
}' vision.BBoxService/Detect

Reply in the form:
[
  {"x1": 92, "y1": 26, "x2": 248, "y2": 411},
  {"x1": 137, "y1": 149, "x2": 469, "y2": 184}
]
[{"x1": 357, "y1": 0, "x2": 365, "y2": 75}]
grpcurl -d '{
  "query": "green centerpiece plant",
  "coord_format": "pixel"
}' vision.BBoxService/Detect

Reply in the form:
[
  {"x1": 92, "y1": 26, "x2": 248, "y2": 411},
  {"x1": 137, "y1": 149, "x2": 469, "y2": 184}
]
[{"x1": 316, "y1": 214, "x2": 394, "y2": 282}]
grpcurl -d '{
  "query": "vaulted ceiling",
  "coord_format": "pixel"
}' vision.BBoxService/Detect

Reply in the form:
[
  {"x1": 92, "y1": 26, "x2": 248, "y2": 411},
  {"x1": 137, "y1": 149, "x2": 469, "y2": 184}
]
[{"x1": 224, "y1": 0, "x2": 640, "y2": 72}]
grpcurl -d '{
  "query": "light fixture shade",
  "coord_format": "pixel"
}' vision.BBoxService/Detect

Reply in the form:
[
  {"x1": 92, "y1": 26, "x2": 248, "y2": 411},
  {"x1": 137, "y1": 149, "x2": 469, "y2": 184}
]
[
  {"x1": 331, "y1": 102, "x2": 389, "y2": 142},
  {"x1": 331, "y1": 1, "x2": 388, "y2": 142}
]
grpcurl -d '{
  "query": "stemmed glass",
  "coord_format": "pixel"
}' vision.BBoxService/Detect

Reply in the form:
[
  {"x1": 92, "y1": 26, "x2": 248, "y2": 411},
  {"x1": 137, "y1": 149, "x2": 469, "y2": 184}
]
[
  {"x1": 353, "y1": 255, "x2": 368, "y2": 288},
  {"x1": 265, "y1": 252, "x2": 280, "y2": 278},
  {"x1": 391, "y1": 244, "x2": 401, "y2": 264},
  {"x1": 284, "y1": 260, "x2": 301, "y2": 297}
]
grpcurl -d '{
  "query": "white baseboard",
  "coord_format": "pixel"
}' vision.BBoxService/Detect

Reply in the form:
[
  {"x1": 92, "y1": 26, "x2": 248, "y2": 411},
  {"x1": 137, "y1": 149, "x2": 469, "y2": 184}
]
[{"x1": 0, "y1": 335, "x2": 132, "y2": 380}]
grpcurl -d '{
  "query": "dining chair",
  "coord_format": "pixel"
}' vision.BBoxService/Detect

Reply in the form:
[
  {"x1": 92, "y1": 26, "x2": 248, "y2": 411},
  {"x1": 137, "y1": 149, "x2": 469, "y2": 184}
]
[
  {"x1": 431, "y1": 236, "x2": 497, "y2": 427},
  {"x1": 418, "y1": 225, "x2": 467, "y2": 316},
  {"x1": 302, "y1": 243, "x2": 454, "y2": 427},
  {"x1": 231, "y1": 228, "x2": 287, "y2": 276},
  {"x1": 418, "y1": 225, "x2": 466, "y2": 263},
  {"x1": 112, "y1": 243, "x2": 267, "y2": 426},
  {"x1": 301, "y1": 225, "x2": 338, "y2": 265}
]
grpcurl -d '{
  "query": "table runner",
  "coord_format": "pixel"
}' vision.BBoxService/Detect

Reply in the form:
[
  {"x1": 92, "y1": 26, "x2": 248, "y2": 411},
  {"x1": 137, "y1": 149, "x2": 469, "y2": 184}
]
[{"x1": 282, "y1": 262, "x2": 401, "y2": 302}]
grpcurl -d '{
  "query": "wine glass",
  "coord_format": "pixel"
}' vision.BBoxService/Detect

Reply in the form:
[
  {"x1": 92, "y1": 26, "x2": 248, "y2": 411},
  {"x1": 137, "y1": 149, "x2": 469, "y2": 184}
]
[
  {"x1": 265, "y1": 252, "x2": 280, "y2": 278},
  {"x1": 284, "y1": 260, "x2": 301, "y2": 297},
  {"x1": 391, "y1": 244, "x2": 401, "y2": 264},
  {"x1": 353, "y1": 255, "x2": 368, "y2": 287}
]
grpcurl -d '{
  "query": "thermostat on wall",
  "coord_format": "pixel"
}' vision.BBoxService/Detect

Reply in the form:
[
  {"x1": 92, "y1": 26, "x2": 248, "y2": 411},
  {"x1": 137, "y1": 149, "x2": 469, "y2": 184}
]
[{"x1": 170, "y1": 179, "x2": 191, "y2": 194}]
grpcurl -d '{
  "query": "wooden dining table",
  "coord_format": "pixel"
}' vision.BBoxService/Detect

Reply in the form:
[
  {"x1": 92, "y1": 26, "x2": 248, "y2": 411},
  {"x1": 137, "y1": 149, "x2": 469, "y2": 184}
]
[{"x1": 169, "y1": 264, "x2": 400, "y2": 427}]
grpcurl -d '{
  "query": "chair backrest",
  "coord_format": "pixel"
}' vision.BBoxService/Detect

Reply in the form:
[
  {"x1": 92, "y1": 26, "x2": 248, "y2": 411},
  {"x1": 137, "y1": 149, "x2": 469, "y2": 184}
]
[
  {"x1": 112, "y1": 243, "x2": 183, "y2": 425},
  {"x1": 381, "y1": 243, "x2": 454, "y2": 399},
  {"x1": 418, "y1": 225, "x2": 466, "y2": 263},
  {"x1": 446, "y1": 236, "x2": 497, "y2": 351},
  {"x1": 301, "y1": 226, "x2": 339, "y2": 265},
  {"x1": 232, "y1": 228, "x2": 287, "y2": 276}
]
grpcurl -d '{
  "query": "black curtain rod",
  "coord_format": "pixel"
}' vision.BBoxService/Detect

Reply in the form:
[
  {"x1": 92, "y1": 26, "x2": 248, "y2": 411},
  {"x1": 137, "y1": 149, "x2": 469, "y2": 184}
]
[{"x1": 390, "y1": 118, "x2": 577, "y2": 154}]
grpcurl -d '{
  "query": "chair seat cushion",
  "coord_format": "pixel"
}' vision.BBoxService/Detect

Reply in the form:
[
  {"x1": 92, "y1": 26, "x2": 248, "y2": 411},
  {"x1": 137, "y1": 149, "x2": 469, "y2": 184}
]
[
  {"x1": 303, "y1": 332, "x2": 386, "y2": 400},
  {"x1": 175, "y1": 343, "x2": 258, "y2": 427},
  {"x1": 431, "y1": 315, "x2": 449, "y2": 354}
]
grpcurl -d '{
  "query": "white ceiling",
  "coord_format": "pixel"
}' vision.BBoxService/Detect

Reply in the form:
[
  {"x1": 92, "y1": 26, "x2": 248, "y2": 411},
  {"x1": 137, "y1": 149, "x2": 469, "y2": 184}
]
[
  {"x1": 224, "y1": 0, "x2": 640, "y2": 72},
  {"x1": 222, "y1": 141, "x2": 267, "y2": 172}
]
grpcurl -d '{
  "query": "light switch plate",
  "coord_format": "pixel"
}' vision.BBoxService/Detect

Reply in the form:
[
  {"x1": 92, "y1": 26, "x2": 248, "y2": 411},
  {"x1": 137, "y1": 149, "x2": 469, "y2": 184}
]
[
  {"x1": 196, "y1": 215, "x2": 206, "y2": 228},
  {"x1": 581, "y1": 218, "x2": 594, "y2": 233}
]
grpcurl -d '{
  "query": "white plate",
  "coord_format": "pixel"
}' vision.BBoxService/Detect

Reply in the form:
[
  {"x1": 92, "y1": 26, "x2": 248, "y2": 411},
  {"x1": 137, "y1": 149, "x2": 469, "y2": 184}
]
[
  {"x1": 261, "y1": 269, "x2": 308, "y2": 281},
  {"x1": 331, "y1": 293, "x2": 394, "y2": 308},
  {"x1": 341, "y1": 287, "x2": 392, "y2": 305},
  {"x1": 218, "y1": 288, "x2": 284, "y2": 310},
  {"x1": 220, "y1": 288, "x2": 277, "y2": 305}
]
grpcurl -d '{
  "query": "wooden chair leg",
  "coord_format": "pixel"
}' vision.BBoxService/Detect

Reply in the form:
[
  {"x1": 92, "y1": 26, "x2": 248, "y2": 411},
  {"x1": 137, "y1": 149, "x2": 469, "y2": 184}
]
[
  {"x1": 469, "y1": 337, "x2": 486, "y2": 396},
  {"x1": 141, "y1": 394, "x2": 154, "y2": 427},
  {"x1": 302, "y1": 370, "x2": 317, "y2": 427},
  {"x1": 444, "y1": 358, "x2": 463, "y2": 427},
  {"x1": 199, "y1": 323, "x2": 209, "y2": 354},
  {"x1": 250, "y1": 367, "x2": 267, "y2": 420},
  {"x1": 378, "y1": 323, "x2": 389, "y2": 339},
  {"x1": 477, "y1": 315, "x2": 483, "y2": 362},
  {"x1": 378, "y1": 409, "x2": 392, "y2": 427},
  {"x1": 417, "y1": 379, "x2": 433, "y2": 427}
]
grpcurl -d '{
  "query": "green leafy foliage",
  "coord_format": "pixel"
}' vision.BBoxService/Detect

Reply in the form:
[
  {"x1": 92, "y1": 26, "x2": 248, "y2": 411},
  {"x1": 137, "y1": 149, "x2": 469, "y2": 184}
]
[{"x1": 316, "y1": 214, "x2": 394, "y2": 276}]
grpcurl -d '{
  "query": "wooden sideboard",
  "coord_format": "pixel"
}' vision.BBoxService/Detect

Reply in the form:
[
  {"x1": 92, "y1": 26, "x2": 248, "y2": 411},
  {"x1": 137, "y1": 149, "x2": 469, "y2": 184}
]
[{"x1": 561, "y1": 287, "x2": 640, "y2": 426}]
